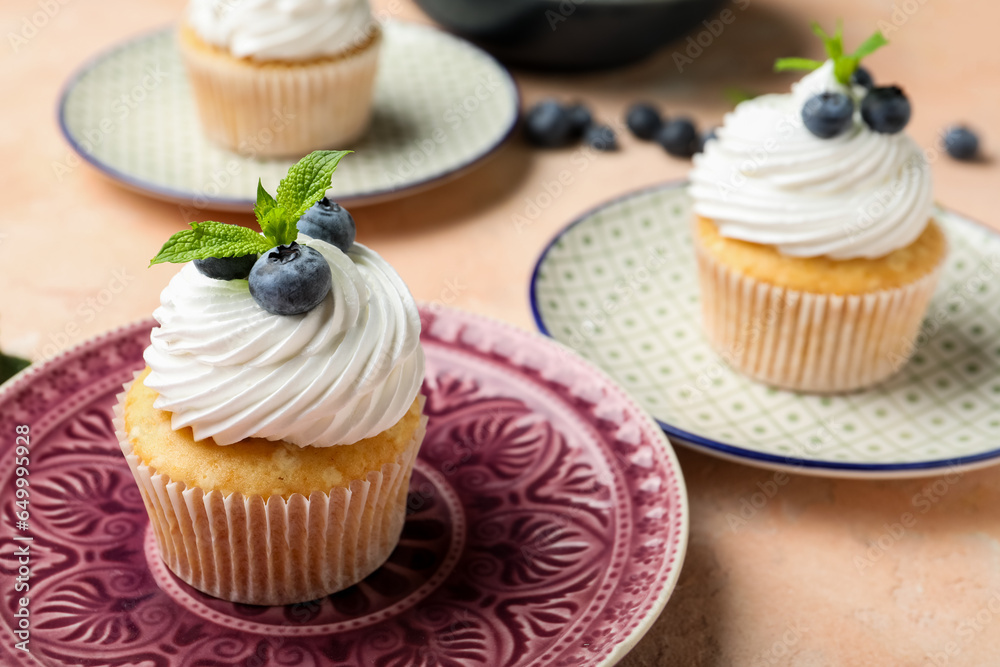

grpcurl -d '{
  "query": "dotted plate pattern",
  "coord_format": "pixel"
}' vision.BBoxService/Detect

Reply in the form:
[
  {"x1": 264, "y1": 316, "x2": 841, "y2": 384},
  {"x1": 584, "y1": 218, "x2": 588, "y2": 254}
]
[
  {"x1": 531, "y1": 182, "x2": 1000, "y2": 477},
  {"x1": 58, "y1": 22, "x2": 519, "y2": 210},
  {"x1": 0, "y1": 305, "x2": 687, "y2": 667}
]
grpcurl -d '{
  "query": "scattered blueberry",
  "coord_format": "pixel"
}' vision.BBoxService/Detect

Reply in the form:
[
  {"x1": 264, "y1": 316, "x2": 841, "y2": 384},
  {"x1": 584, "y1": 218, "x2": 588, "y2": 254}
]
[
  {"x1": 861, "y1": 86, "x2": 911, "y2": 134},
  {"x1": 850, "y1": 66, "x2": 874, "y2": 90},
  {"x1": 943, "y1": 125, "x2": 980, "y2": 161},
  {"x1": 248, "y1": 243, "x2": 332, "y2": 316},
  {"x1": 566, "y1": 103, "x2": 593, "y2": 136},
  {"x1": 583, "y1": 124, "x2": 618, "y2": 151},
  {"x1": 194, "y1": 254, "x2": 258, "y2": 281},
  {"x1": 626, "y1": 103, "x2": 663, "y2": 140},
  {"x1": 801, "y1": 92, "x2": 855, "y2": 139},
  {"x1": 297, "y1": 198, "x2": 356, "y2": 253},
  {"x1": 524, "y1": 99, "x2": 575, "y2": 147},
  {"x1": 657, "y1": 117, "x2": 699, "y2": 157}
]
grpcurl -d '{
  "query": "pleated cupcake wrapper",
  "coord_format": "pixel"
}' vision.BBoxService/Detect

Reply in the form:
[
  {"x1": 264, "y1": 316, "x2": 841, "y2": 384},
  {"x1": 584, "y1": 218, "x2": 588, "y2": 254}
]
[
  {"x1": 114, "y1": 373, "x2": 426, "y2": 605},
  {"x1": 179, "y1": 26, "x2": 382, "y2": 158},
  {"x1": 694, "y1": 246, "x2": 943, "y2": 393}
]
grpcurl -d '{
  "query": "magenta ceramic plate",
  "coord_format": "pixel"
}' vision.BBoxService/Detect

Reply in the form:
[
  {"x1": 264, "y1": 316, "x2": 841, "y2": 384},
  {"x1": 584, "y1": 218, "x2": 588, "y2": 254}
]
[{"x1": 0, "y1": 306, "x2": 687, "y2": 667}]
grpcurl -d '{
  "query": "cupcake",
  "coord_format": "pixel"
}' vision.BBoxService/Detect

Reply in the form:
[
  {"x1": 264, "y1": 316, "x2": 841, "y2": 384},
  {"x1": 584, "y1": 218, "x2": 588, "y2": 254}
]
[
  {"x1": 116, "y1": 151, "x2": 426, "y2": 605},
  {"x1": 179, "y1": 0, "x2": 382, "y2": 157},
  {"x1": 688, "y1": 26, "x2": 946, "y2": 393}
]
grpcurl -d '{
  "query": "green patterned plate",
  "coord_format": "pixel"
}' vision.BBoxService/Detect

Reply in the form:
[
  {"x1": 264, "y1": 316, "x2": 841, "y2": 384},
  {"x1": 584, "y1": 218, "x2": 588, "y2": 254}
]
[
  {"x1": 531, "y1": 182, "x2": 1000, "y2": 478},
  {"x1": 58, "y1": 22, "x2": 518, "y2": 210}
]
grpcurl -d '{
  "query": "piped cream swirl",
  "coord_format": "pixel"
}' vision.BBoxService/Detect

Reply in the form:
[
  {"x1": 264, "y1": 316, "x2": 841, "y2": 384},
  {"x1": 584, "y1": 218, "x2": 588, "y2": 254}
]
[
  {"x1": 186, "y1": 0, "x2": 375, "y2": 62},
  {"x1": 144, "y1": 239, "x2": 424, "y2": 447},
  {"x1": 689, "y1": 60, "x2": 933, "y2": 260}
]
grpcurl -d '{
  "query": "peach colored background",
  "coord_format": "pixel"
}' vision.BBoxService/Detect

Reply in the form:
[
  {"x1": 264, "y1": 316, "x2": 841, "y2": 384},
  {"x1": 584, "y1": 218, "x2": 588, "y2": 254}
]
[{"x1": 2, "y1": 0, "x2": 999, "y2": 665}]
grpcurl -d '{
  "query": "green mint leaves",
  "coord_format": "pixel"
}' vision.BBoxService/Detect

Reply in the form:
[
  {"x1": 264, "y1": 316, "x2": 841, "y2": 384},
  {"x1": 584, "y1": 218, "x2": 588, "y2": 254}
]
[
  {"x1": 149, "y1": 150, "x2": 351, "y2": 268},
  {"x1": 774, "y1": 22, "x2": 889, "y2": 86},
  {"x1": 0, "y1": 348, "x2": 30, "y2": 384},
  {"x1": 149, "y1": 222, "x2": 272, "y2": 265},
  {"x1": 276, "y1": 150, "x2": 351, "y2": 220}
]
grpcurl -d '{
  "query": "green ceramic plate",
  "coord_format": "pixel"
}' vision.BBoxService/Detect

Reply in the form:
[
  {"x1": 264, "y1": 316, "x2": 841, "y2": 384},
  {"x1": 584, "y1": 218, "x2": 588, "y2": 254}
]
[
  {"x1": 58, "y1": 21, "x2": 519, "y2": 210},
  {"x1": 532, "y1": 182, "x2": 1000, "y2": 478}
]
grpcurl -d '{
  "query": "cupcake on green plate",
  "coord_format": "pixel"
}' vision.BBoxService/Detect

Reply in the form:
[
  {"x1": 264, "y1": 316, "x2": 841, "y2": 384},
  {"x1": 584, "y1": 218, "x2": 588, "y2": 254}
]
[
  {"x1": 180, "y1": 0, "x2": 382, "y2": 156},
  {"x1": 689, "y1": 24, "x2": 946, "y2": 393}
]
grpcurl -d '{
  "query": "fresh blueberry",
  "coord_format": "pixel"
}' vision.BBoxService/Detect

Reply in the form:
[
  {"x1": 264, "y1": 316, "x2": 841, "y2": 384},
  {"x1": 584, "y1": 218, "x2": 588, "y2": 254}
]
[
  {"x1": 801, "y1": 92, "x2": 855, "y2": 139},
  {"x1": 697, "y1": 126, "x2": 720, "y2": 153},
  {"x1": 850, "y1": 66, "x2": 875, "y2": 90},
  {"x1": 566, "y1": 103, "x2": 593, "y2": 136},
  {"x1": 657, "y1": 117, "x2": 699, "y2": 157},
  {"x1": 194, "y1": 254, "x2": 258, "y2": 281},
  {"x1": 297, "y1": 197, "x2": 356, "y2": 252},
  {"x1": 943, "y1": 125, "x2": 980, "y2": 161},
  {"x1": 248, "y1": 243, "x2": 332, "y2": 316},
  {"x1": 861, "y1": 86, "x2": 911, "y2": 134},
  {"x1": 582, "y1": 124, "x2": 618, "y2": 151},
  {"x1": 626, "y1": 103, "x2": 663, "y2": 140},
  {"x1": 524, "y1": 99, "x2": 575, "y2": 147}
]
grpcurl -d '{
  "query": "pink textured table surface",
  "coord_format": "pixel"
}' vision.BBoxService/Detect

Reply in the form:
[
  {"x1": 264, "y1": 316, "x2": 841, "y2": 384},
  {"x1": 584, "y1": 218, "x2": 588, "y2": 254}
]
[{"x1": 2, "y1": 0, "x2": 999, "y2": 665}]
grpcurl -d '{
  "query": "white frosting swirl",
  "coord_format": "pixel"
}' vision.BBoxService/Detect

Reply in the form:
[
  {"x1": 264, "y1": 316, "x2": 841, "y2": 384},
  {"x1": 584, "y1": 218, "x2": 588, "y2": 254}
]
[
  {"x1": 186, "y1": 0, "x2": 375, "y2": 61},
  {"x1": 689, "y1": 60, "x2": 933, "y2": 260},
  {"x1": 144, "y1": 239, "x2": 424, "y2": 448}
]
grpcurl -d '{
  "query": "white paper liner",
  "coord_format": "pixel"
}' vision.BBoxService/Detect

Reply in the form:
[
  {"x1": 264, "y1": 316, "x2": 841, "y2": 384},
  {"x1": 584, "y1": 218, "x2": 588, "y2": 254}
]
[
  {"x1": 114, "y1": 373, "x2": 426, "y2": 605},
  {"x1": 179, "y1": 26, "x2": 382, "y2": 157},
  {"x1": 695, "y1": 245, "x2": 943, "y2": 393}
]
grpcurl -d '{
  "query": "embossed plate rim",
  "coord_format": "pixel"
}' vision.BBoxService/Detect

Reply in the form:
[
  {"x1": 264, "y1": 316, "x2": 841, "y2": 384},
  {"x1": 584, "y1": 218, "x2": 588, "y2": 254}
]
[{"x1": 0, "y1": 305, "x2": 688, "y2": 667}]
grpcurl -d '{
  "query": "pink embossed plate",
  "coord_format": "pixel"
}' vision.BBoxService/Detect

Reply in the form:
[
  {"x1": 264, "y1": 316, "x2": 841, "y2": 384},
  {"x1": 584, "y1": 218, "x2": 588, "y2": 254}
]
[{"x1": 0, "y1": 306, "x2": 687, "y2": 667}]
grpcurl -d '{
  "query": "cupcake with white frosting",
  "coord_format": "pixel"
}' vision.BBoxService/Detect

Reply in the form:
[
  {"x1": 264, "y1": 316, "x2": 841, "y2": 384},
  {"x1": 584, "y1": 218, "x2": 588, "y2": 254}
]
[
  {"x1": 179, "y1": 0, "x2": 382, "y2": 156},
  {"x1": 689, "y1": 27, "x2": 946, "y2": 393},
  {"x1": 115, "y1": 152, "x2": 426, "y2": 604}
]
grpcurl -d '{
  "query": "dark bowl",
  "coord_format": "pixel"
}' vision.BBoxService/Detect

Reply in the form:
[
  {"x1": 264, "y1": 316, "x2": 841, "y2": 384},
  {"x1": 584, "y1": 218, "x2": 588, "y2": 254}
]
[{"x1": 413, "y1": 0, "x2": 728, "y2": 71}]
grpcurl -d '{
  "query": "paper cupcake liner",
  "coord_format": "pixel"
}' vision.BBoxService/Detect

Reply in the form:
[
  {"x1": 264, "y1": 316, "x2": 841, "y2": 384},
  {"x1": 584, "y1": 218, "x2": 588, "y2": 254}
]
[
  {"x1": 114, "y1": 373, "x2": 426, "y2": 605},
  {"x1": 179, "y1": 26, "x2": 382, "y2": 157},
  {"x1": 694, "y1": 246, "x2": 943, "y2": 393}
]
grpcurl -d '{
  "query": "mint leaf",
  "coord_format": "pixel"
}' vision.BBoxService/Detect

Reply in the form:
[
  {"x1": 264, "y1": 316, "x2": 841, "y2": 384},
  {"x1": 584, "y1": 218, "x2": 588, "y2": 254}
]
[
  {"x1": 254, "y1": 179, "x2": 278, "y2": 226},
  {"x1": 725, "y1": 87, "x2": 758, "y2": 105},
  {"x1": 149, "y1": 222, "x2": 271, "y2": 266},
  {"x1": 833, "y1": 56, "x2": 859, "y2": 85},
  {"x1": 811, "y1": 21, "x2": 843, "y2": 59},
  {"x1": 276, "y1": 150, "x2": 352, "y2": 220},
  {"x1": 774, "y1": 57, "x2": 823, "y2": 73},
  {"x1": 852, "y1": 30, "x2": 889, "y2": 59},
  {"x1": 259, "y1": 206, "x2": 297, "y2": 247},
  {"x1": 0, "y1": 350, "x2": 29, "y2": 384}
]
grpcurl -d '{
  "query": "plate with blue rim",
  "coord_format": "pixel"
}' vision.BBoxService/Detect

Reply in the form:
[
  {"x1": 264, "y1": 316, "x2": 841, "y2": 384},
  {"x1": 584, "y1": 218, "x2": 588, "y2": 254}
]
[
  {"x1": 531, "y1": 181, "x2": 1000, "y2": 478},
  {"x1": 57, "y1": 21, "x2": 519, "y2": 210}
]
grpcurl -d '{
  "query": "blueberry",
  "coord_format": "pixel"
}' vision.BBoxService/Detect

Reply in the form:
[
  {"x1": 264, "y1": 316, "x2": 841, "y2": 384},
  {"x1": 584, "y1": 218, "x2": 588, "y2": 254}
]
[
  {"x1": 194, "y1": 254, "x2": 258, "y2": 281},
  {"x1": 943, "y1": 125, "x2": 979, "y2": 161},
  {"x1": 801, "y1": 92, "x2": 855, "y2": 139},
  {"x1": 626, "y1": 103, "x2": 663, "y2": 140},
  {"x1": 861, "y1": 86, "x2": 911, "y2": 134},
  {"x1": 524, "y1": 99, "x2": 575, "y2": 147},
  {"x1": 697, "y1": 126, "x2": 719, "y2": 153},
  {"x1": 582, "y1": 124, "x2": 618, "y2": 151},
  {"x1": 850, "y1": 66, "x2": 874, "y2": 90},
  {"x1": 297, "y1": 197, "x2": 356, "y2": 252},
  {"x1": 657, "y1": 117, "x2": 699, "y2": 157},
  {"x1": 566, "y1": 103, "x2": 593, "y2": 136},
  {"x1": 248, "y1": 243, "x2": 332, "y2": 316}
]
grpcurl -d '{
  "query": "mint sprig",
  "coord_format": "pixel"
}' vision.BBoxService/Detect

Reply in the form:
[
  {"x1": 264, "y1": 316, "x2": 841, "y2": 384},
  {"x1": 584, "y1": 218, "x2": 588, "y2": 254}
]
[
  {"x1": 149, "y1": 150, "x2": 352, "y2": 268},
  {"x1": 774, "y1": 22, "x2": 889, "y2": 86}
]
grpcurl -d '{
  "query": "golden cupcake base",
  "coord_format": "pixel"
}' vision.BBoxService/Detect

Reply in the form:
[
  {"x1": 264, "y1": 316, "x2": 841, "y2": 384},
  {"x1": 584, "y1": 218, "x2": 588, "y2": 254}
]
[
  {"x1": 115, "y1": 370, "x2": 425, "y2": 605},
  {"x1": 178, "y1": 25, "x2": 382, "y2": 158},
  {"x1": 693, "y1": 218, "x2": 946, "y2": 393}
]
